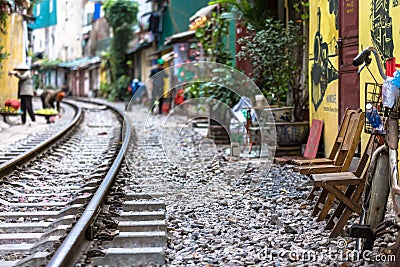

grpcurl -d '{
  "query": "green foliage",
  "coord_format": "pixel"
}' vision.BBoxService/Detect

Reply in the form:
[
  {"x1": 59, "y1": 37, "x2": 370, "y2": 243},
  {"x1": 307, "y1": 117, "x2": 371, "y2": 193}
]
[
  {"x1": 0, "y1": 3, "x2": 13, "y2": 72},
  {"x1": 238, "y1": 19, "x2": 304, "y2": 108},
  {"x1": 103, "y1": 0, "x2": 138, "y2": 29},
  {"x1": 208, "y1": 0, "x2": 274, "y2": 31},
  {"x1": 0, "y1": 3, "x2": 8, "y2": 35},
  {"x1": 110, "y1": 24, "x2": 132, "y2": 79},
  {"x1": 103, "y1": 0, "x2": 138, "y2": 100},
  {"x1": 184, "y1": 66, "x2": 241, "y2": 123},
  {"x1": 0, "y1": 0, "x2": 41, "y2": 34},
  {"x1": 27, "y1": 0, "x2": 41, "y2": 15},
  {"x1": 105, "y1": 75, "x2": 130, "y2": 101},
  {"x1": 189, "y1": 7, "x2": 239, "y2": 117},
  {"x1": 210, "y1": 0, "x2": 309, "y2": 121},
  {"x1": 40, "y1": 58, "x2": 62, "y2": 69},
  {"x1": 185, "y1": 81, "x2": 239, "y2": 107},
  {"x1": 32, "y1": 73, "x2": 41, "y2": 90},
  {"x1": 195, "y1": 10, "x2": 232, "y2": 64},
  {"x1": 100, "y1": 82, "x2": 110, "y2": 98},
  {"x1": 293, "y1": 1, "x2": 309, "y2": 21},
  {"x1": 0, "y1": 0, "x2": 41, "y2": 74},
  {"x1": 115, "y1": 74, "x2": 131, "y2": 100},
  {"x1": 0, "y1": 45, "x2": 9, "y2": 74}
]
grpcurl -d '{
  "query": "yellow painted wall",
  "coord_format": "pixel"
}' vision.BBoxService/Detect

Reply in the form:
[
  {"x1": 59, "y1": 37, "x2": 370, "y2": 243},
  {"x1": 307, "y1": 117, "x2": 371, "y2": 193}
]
[
  {"x1": 358, "y1": 2, "x2": 400, "y2": 149},
  {"x1": 0, "y1": 14, "x2": 25, "y2": 107},
  {"x1": 309, "y1": 0, "x2": 340, "y2": 156},
  {"x1": 100, "y1": 67, "x2": 107, "y2": 84}
]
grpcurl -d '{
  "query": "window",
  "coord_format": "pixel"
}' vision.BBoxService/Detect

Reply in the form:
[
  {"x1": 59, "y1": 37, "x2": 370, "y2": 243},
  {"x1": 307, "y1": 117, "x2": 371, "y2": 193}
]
[
  {"x1": 65, "y1": 1, "x2": 68, "y2": 21},
  {"x1": 36, "y1": 3, "x2": 40, "y2": 16}
]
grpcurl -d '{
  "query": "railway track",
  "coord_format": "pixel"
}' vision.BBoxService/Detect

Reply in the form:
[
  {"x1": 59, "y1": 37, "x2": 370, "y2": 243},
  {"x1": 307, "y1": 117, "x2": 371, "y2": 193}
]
[
  {"x1": 0, "y1": 99, "x2": 167, "y2": 267},
  {"x1": 0, "y1": 101, "x2": 80, "y2": 178}
]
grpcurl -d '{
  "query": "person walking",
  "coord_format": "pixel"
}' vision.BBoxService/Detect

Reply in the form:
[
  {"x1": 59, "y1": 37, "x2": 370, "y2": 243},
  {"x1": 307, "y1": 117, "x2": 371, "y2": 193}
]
[
  {"x1": 8, "y1": 63, "x2": 36, "y2": 125},
  {"x1": 150, "y1": 58, "x2": 168, "y2": 114},
  {"x1": 128, "y1": 78, "x2": 144, "y2": 103}
]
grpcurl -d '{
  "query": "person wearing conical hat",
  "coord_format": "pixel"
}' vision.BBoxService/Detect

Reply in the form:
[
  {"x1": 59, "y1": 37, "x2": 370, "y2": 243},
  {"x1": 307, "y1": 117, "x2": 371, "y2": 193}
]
[{"x1": 8, "y1": 63, "x2": 36, "y2": 125}]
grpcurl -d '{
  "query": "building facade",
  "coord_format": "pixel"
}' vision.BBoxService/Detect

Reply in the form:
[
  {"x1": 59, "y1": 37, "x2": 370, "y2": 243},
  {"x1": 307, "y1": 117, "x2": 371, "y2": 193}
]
[
  {"x1": 28, "y1": 0, "x2": 107, "y2": 97},
  {"x1": 30, "y1": 0, "x2": 84, "y2": 62},
  {"x1": 309, "y1": 0, "x2": 400, "y2": 155}
]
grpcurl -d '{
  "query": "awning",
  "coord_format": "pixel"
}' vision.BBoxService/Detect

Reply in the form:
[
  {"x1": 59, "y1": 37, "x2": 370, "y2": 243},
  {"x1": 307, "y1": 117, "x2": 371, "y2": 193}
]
[
  {"x1": 161, "y1": 51, "x2": 175, "y2": 62},
  {"x1": 189, "y1": 4, "x2": 218, "y2": 21},
  {"x1": 82, "y1": 25, "x2": 92, "y2": 35},
  {"x1": 126, "y1": 41, "x2": 152, "y2": 55},
  {"x1": 164, "y1": 30, "x2": 196, "y2": 45},
  {"x1": 147, "y1": 45, "x2": 172, "y2": 56},
  {"x1": 31, "y1": 60, "x2": 59, "y2": 70},
  {"x1": 58, "y1": 56, "x2": 101, "y2": 70}
]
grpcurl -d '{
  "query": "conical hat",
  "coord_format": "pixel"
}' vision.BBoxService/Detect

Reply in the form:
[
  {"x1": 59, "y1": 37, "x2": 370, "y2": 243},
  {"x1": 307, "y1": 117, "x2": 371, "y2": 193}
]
[{"x1": 14, "y1": 63, "x2": 29, "y2": 70}]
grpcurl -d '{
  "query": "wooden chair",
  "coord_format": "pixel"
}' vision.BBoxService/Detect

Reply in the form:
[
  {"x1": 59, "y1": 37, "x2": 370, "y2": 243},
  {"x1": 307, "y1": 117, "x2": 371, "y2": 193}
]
[
  {"x1": 291, "y1": 108, "x2": 356, "y2": 166},
  {"x1": 293, "y1": 109, "x2": 365, "y2": 175},
  {"x1": 309, "y1": 135, "x2": 378, "y2": 237}
]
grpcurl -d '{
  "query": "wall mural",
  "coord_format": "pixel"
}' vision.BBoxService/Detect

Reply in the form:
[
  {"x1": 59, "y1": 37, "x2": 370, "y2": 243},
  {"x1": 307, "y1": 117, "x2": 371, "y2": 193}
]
[
  {"x1": 311, "y1": 7, "x2": 339, "y2": 111},
  {"x1": 370, "y1": 0, "x2": 394, "y2": 63},
  {"x1": 328, "y1": 0, "x2": 338, "y2": 30}
]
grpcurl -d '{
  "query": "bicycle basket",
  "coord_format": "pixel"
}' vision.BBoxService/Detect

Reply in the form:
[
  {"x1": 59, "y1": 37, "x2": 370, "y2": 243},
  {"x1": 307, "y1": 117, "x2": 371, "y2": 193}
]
[
  {"x1": 364, "y1": 82, "x2": 400, "y2": 135},
  {"x1": 364, "y1": 83, "x2": 384, "y2": 134}
]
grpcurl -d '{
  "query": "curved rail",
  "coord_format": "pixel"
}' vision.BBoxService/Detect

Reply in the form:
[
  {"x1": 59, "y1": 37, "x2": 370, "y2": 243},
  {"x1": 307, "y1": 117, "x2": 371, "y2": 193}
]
[
  {"x1": 48, "y1": 98, "x2": 131, "y2": 267},
  {"x1": 0, "y1": 100, "x2": 82, "y2": 177}
]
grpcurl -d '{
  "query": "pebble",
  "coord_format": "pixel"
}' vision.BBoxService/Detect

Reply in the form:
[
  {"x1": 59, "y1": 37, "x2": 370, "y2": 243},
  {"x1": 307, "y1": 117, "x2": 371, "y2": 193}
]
[{"x1": 125, "y1": 107, "x2": 400, "y2": 267}]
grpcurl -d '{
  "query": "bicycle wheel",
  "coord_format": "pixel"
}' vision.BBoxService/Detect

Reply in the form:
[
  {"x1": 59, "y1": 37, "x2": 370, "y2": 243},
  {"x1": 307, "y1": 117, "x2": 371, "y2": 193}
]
[
  {"x1": 366, "y1": 151, "x2": 390, "y2": 228},
  {"x1": 355, "y1": 151, "x2": 390, "y2": 251}
]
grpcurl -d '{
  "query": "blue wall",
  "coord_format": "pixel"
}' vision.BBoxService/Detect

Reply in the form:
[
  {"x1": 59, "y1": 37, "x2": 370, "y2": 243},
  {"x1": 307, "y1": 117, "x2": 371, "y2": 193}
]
[{"x1": 29, "y1": 0, "x2": 57, "y2": 29}]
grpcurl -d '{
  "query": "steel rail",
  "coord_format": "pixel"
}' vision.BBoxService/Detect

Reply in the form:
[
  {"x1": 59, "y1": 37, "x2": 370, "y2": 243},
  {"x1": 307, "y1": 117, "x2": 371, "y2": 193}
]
[
  {"x1": 0, "y1": 100, "x2": 82, "y2": 178},
  {"x1": 47, "y1": 98, "x2": 131, "y2": 267}
]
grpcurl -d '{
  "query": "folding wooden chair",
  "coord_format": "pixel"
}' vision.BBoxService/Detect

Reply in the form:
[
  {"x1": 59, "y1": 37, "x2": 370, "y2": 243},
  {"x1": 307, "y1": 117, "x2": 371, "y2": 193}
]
[
  {"x1": 291, "y1": 108, "x2": 356, "y2": 166},
  {"x1": 309, "y1": 135, "x2": 378, "y2": 237},
  {"x1": 293, "y1": 109, "x2": 365, "y2": 176}
]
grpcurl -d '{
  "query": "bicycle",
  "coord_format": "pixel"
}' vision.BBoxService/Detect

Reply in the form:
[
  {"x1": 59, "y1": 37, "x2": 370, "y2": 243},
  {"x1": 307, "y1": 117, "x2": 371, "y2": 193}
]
[{"x1": 350, "y1": 47, "x2": 400, "y2": 255}]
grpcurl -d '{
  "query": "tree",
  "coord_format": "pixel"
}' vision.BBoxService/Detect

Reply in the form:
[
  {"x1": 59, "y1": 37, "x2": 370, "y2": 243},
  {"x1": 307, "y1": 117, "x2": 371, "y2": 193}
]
[
  {"x1": 187, "y1": 7, "x2": 242, "y2": 108},
  {"x1": 238, "y1": 19, "x2": 304, "y2": 107},
  {"x1": 209, "y1": 0, "x2": 274, "y2": 31},
  {"x1": 190, "y1": 7, "x2": 239, "y2": 107},
  {"x1": 0, "y1": 0, "x2": 40, "y2": 73},
  {"x1": 103, "y1": 0, "x2": 138, "y2": 100},
  {"x1": 209, "y1": 0, "x2": 310, "y2": 121}
]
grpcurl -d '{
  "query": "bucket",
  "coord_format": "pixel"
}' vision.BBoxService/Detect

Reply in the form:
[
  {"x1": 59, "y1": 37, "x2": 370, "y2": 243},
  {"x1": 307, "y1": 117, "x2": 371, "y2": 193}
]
[
  {"x1": 231, "y1": 142, "x2": 240, "y2": 157},
  {"x1": 255, "y1": 94, "x2": 265, "y2": 107},
  {"x1": 162, "y1": 103, "x2": 170, "y2": 114}
]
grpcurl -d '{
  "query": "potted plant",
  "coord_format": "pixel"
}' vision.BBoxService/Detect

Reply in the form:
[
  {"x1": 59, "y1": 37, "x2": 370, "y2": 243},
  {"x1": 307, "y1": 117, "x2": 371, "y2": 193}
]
[
  {"x1": 184, "y1": 6, "x2": 241, "y2": 144},
  {"x1": 237, "y1": 18, "x2": 310, "y2": 148},
  {"x1": 184, "y1": 76, "x2": 240, "y2": 145},
  {"x1": 206, "y1": 1, "x2": 310, "y2": 151},
  {"x1": 210, "y1": 0, "x2": 310, "y2": 121}
]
